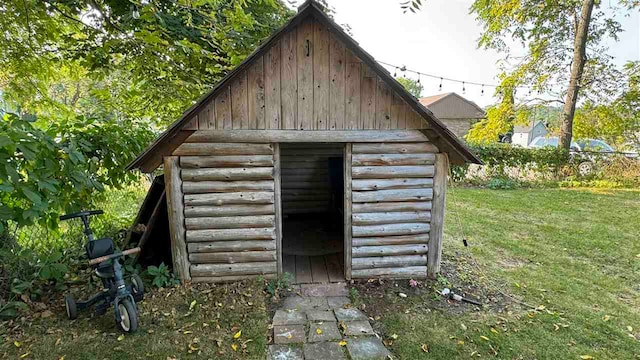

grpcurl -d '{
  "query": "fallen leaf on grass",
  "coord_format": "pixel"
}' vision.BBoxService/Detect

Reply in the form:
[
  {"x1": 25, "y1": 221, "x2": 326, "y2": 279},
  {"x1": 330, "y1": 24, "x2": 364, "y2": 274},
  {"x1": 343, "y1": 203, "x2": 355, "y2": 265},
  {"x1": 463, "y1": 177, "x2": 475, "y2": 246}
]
[
  {"x1": 460, "y1": 323, "x2": 467, "y2": 331},
  {"x1": 421, "y1": 344, "x2": 429, "y2": 352},
  {"x1": 315, "y1": 328, "x2": 323, "y2": 335},
  {"x1": 13, "y1": 341, "x2": 21, "y2": 348},
  {"x1": 580, "y1": 356, "x2": 594, "y2": 359},
  {"x1": 457, "y1": 340, "x2": 465, "y2": 345},
  {"x1": 390, "y1": 334, "x2": 398, "y2": 340},
  {"x1": 627, "y1": 326, "x2": 633, "y2": 332},
  {"x1": 20, "y1": 352, "x2": 30, "y2": 358},
  {"x1": 117, "y1": 335, "x2": 125, "y2": 341},
  {"x1": 480, "y1": 336, "x2": 490, "y2": 341},
  {"x1": 231, "y1": 344, "x2": 238, "y2": 351},
  {"x1": 189, "y1": 300, "x2": 197, "y2": 312},
  {"x1": 603, "y1": 315, "x2": 610, "y2": 322},
  {"x1": 490, "y1": 328, "x2": 499, "y2": 334},
  {"x1": 233, "y1": 330, "x2": 242, "y2": 339}
]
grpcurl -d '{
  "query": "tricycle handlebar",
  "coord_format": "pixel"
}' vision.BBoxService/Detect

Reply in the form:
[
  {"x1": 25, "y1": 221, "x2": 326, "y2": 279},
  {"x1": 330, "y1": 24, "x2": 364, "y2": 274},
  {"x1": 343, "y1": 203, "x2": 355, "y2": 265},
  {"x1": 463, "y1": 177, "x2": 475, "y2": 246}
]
[
  {"x1": 88, "y1": 247, "x2": 141, "y2": 266},
  {"x1": 60, "y1": 210, "x2": 104, "y2": 221}
]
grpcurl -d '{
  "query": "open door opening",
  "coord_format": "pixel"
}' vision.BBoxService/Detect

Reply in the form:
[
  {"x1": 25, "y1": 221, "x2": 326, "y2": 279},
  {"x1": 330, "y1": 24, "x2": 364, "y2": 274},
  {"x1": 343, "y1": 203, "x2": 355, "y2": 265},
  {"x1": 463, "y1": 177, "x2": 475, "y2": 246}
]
[{"x1": 280, "y1": 143, "x2": 345, "y2": 284}]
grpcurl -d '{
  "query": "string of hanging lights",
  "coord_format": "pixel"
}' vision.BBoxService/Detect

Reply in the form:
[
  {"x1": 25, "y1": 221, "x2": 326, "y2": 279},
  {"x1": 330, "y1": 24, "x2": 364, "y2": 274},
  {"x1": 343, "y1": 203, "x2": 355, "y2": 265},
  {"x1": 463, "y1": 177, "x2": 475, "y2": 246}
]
[{"x1": 380, "y1": 60, "x2": 536, "y2": 96}]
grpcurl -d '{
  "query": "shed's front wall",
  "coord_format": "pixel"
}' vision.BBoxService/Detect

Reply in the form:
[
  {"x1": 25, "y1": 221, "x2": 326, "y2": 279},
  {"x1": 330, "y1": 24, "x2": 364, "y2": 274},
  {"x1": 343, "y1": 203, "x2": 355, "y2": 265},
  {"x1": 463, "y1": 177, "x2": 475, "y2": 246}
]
[{"x1": 164, "y1": 131, "x2": 447, "y2": 282}]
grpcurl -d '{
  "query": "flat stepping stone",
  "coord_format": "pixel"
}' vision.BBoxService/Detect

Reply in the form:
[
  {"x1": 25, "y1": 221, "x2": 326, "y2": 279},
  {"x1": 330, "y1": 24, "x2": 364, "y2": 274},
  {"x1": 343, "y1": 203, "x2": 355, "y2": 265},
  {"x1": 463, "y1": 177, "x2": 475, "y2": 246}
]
[
  {"x1": 282, "y1": 296, "x2": 329, "y2": 311},
  {"x1": 273, "y1": 310, "x2": 306, "y2": 325},
  {"x1": 303, "y1": 342, "x2": 346, "y2": 359},
  {"x1": 268, "y1": 344, "x2": 304, "y2": 360},
  {"x1": 308, "y1": 322, "x2": 342, "y2": 342},
  {"x1": 327, "y1": 296, "x2": 351, "y2": 309},
  {"x1": 300, "y1": 283, "x2": 348, "y2": 297},
  {"x1": 343, "y1": 320, "x2": 375, "y2": 336},
  {"x1": 274, "y1": 325, "x2": 306, "y2": 344},
  {"x1": 306, "y1": 310, "x2": 336, "y2": 322},
  {"x1": 335, "y1": 308, "x2": 368, "y2": 321},
  {"x1": 346, "y1": 337, "x2": 392, "y2": 360}
]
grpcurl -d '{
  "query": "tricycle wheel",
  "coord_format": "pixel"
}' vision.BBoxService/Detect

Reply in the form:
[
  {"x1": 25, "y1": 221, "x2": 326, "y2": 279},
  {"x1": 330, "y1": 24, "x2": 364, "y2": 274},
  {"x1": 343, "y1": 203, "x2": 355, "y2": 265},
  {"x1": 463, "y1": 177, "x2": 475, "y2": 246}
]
[
  {"x1": 64, "y1": 294, "x2": 78, "y2": 320},
  {"x1": 131, "y1": 274, "x2": 144, "y2": 300},
  {"x1": 116, "y1": 299, "x2": 138, "y2": 333}
]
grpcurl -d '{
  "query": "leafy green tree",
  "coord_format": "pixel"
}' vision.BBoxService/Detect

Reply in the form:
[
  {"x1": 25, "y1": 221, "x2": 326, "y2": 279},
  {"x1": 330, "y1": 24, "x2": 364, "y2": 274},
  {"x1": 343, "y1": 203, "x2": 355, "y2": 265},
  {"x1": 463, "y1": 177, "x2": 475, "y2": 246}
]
[
  {"x1": 396, "y1": 77, "x2": 424, "y2": 98},
  {"x1": 469, "y1": 0, "x2": 632, "y2": 148}
]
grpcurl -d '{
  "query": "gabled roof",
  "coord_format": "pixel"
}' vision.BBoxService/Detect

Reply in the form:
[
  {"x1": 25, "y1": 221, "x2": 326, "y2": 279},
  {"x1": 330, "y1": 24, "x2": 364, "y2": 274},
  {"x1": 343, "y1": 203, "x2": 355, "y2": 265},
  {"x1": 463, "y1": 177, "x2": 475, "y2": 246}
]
[
  {"x1": 127, "y1": 0, "x2": 481, "y2": 171},
  {"x1": 419, "y1": 92, "x2": 485, "y2": 119}
]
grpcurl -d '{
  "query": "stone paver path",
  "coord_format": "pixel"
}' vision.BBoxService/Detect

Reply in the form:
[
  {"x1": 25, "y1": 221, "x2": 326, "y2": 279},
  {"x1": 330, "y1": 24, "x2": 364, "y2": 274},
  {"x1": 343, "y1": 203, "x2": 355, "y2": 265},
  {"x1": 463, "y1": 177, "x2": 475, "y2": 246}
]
[{"x1": 268, "y1": 284, "x2": 392, "y2": 360}]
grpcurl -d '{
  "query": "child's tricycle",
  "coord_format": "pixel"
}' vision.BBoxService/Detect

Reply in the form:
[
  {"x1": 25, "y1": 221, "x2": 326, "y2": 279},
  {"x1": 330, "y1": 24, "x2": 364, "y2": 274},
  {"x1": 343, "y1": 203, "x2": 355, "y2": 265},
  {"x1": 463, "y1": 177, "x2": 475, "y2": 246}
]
[{"x1": 60, "y1": 210, "x2": 144, "y2": 333}]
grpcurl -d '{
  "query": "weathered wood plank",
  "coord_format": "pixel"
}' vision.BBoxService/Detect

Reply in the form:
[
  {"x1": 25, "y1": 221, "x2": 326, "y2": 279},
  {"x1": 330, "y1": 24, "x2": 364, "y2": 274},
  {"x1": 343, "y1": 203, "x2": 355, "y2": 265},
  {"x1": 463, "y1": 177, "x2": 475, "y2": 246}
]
[
  {"x1": 181, "y1": 168, "x2": 274, "y2": 181},
  {"x1": 390, "y1": 94, "x2": 405, "y2": 129},
  {"x1": 297, "y1": 18, "x2": 314, "y2": 130},
  {"x1": 351, "y1": 266, "x2": 427, "y2": 279},
  {"x1": 184, "y1": 130, "x2": 429, "y2": 143},
  {"x1": 352, "y1": 244, "x2": 428, "y2": 257},
  {"x1": 352, "y1": 188, "x2": 433, "y2": 203},
  {"x1": 352, "y1": 211, "x2": 431, "y2": 225},
  {"x1": 325, "y1": 253, "x2": 344, "y2": 282},
  {"x1": 188, "y1": 240, "x2": 276, "y2": 253},
  {"x1": 191, "y1": 262, "x2": 277, "y2": 277},
  {"x1": 184, "y1": 192, "x2": 274, "y2": 206},
  {"x1": 295, "y1": 255, "x2": 313, "y2": 283},
  {"x1": 163, "y1": 156, "x2": 190, "y2": 281},
  {"x1": 352, "y1": 201, "x2": 432, "y2": 213},
  {"x1": 428, "y1": 153, "x2": 448, "y2": 278},
  {"x1": 186, "y1": 227, "x2": 276, "y2": 242},
  {"x1": 352, "y1": 178, "x2": 434, "y2": 191},
  {"x1": 344, "y1": 143, "x2": 352, "y2": 280},
  {"x1": 360, "y1": 66, "x2": 376, "y2": 129},
  {"x1": 329, "y1": 33, "x2": 346, "y2": 130},
  {"x1": 189, "y1": 251, "x2": 277, "y2": 264},
  {"x1": 180, "y1": 155, "x2": 273, "y2": 168},
  {"x1": 345, "y1": 60, "x2": 361, "y2": 129},
  {"x1": 215, "y1": 87, "x2": 232, "y2": 129},
  {"x1": 352, "y1": 223, "x2": 430, "y2": 237},
  {"x1": 265, "y1": 41, "x2": 281, "y2": 129},
  {"x1": 352, "y1": 153, "x2": 436, "y2": 166},
  {"x1": 184, "y1": 204, "x2": 274, "y2": 218},
  {"x1": 314, "y1": 20, "x2": 329, "y2": 130},
  {"x1": 352, "y1": 255, "x2": 427, "y2": 270},
  {"x1": 185, "y1": 215, "x2": 275, "y2": 230},
  {"x1": 183, "y1": 115, "x2": 198, "y2": 130},
  {"x1": 247, "y1": 56, "x2": 265, "y2": 129},
  {"x1": 175, "y1": 142, "x2": 274, "y2": 155},
  {"x1": 281, "y1": 31, "x2": 297, "y2": 129},
  {"x1": 375, "y1": 78, "x2": 392, "y2": 130},
  {"x1": 283, "y1": 254, "x2": 295, "y2": 278},
  {"x1": 192, "y1": 274, "x2": 276, "y2": 283},
  {"x1": 352, "y1": 165, "x2": 435, "y2": 179},
  {"x1": 352, "y1": 233, "x2": 430, "y2": 247},
  {"x1": 352, "y1": 143, "x2": 438, "y2": 154},
  {"x1": 230, "y1": 71, "x2": 248, "y2": 129},
  {"x1": 273, "y1": 144, "x2": 283, "y2": 276},
  {"x1": 183, "y1": 181, "x2": 274, "y2": 194},
  {"x1": 310, "y1": 256, "x2": 329, "y2": 283}
]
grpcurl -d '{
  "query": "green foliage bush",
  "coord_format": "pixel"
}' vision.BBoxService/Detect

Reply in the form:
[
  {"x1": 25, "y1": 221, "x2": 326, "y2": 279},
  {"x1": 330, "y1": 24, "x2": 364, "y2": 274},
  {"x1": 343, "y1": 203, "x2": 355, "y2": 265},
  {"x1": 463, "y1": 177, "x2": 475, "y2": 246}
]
[{"x1": 144, "y1": 263, "x2": 179, "y2": 288}]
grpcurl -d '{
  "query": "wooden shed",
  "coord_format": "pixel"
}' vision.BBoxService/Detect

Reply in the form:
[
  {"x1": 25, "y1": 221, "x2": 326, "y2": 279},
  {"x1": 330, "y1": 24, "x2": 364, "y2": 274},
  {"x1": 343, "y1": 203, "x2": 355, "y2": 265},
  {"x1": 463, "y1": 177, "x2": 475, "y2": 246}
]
[{"x1": 127, "y1": 0, "x2": 481, "y2": 284}]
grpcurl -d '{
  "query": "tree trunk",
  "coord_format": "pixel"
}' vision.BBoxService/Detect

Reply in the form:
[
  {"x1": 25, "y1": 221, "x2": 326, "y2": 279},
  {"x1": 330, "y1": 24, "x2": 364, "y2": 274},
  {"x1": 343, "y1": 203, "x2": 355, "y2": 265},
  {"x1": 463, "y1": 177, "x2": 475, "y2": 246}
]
[{"x1": 560, "y1": 0, "x2": 595, "y2": 150}]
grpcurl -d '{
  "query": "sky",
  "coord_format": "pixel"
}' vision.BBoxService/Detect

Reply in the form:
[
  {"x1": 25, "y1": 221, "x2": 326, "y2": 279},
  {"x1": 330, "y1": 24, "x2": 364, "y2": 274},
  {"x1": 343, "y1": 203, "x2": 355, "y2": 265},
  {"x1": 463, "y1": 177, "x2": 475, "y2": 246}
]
[{"x1": 293, "y1": 0, "x2": 640, "y2": 107}]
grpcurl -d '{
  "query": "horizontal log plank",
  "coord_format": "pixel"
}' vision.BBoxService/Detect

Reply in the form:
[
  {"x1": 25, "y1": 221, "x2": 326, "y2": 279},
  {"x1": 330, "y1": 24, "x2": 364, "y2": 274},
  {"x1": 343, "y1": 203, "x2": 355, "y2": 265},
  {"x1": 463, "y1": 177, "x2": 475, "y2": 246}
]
[
  {"x1": 188, "y1": 240, "x2": 276, "y2": 253},
  {"x1": 182, "y1": 180, "x2": 274, "y2": 194},
  {"x1": 352, "y1": 201, "x2": 432, "y2": 213},
  {"x1": 191, "y1": 274, "x2": 276, "y2": 283},
  {"x1": 352, "y1": 223, "x2": 430, "y2": 237},
  {"x1": 352, "y1": 255, "x2": 427, "y2": 270},
  {"x1": 182, "y1": 168, "x2": 273, "y2": 181},
  {"x1": 180, "y1": 155, "x2": 273, "y2": 168},
  {"x1": 184, "y1": 192, "x2": 274, "y2": 206},
  {"x1": 185, "y1": 130, "x2": 429, "y2": 143},
  {"x1": 352, "y1": 188, "x2": 433, "y2": 203},
  {"x1": 190, "y1": 262, "x2": 277, "y2": 276},
  {"x1": 186, "y1": 227, "x2": 276, "y2": 242},
  {"x1": 184, "y1": 204, "x2": 274, "y2": 218},
  {"x1": 174, "y1": 142, "x2": 273, "y2": 156},
  {"x1": 352, "y1": 143, "x2": 438, "y2": 154},
  {"x1": 352, "y1": 178, "x2": 434, "y2": 191},
  {"x1": 352, "y1": 244, "x2": 428, "y2": 257},
  {"x1": 185, "y1": 215, "x2": 275, "y2": 230},
  {"x1": 352, "y1": 153, "x2": 436, "y2": 166},
  {"x1": 189, "y1": 250, "x2": 276, "y2": 264},
  {"x1": 351, "y1": 266, "x2": 428, "y2": 279},
  {"x1": 352, "y1": 165, "x2": 435, "y2": 179},
  {"x1": 352, "y1": 233, "x2": 430, "y2": 247},
  {"x1": 352, "y1": 211, "x2": 431, "y2": 225}
]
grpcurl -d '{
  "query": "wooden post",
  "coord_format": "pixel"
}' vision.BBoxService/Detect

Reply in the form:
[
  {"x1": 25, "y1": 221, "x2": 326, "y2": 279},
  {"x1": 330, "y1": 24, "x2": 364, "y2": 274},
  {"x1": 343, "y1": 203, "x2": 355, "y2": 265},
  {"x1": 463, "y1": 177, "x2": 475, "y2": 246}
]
[
  {"x1": 344, "y1": 143, "x2": 353, "y2": 280},
  {"x1": 428, "y1": 153, "x2": 448, "y2": 278},
  {"x1": 273, "y1": 143, "x2": 284, "y2": 276},
  {"x1": 164, "y1": 156, "x2": 191, "y2": 282}
]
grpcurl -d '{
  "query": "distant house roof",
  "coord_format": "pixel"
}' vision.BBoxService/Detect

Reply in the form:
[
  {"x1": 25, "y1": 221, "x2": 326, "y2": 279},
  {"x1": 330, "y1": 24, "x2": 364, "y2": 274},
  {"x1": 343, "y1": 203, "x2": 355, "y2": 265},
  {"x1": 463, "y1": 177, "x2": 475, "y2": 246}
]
[
  {"x1": 419, "y1": 92, "x2": 485, "y2": 120},
  {"x1": 513, "y1": 121, "x2": 546, "y2": 133}
]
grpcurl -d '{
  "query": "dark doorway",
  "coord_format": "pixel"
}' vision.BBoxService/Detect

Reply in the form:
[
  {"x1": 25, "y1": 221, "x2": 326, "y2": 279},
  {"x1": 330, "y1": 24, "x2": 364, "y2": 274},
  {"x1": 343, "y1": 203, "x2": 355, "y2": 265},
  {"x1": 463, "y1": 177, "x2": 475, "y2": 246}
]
[{"x1": 280, "y1": 143, "x2": 345, "y2": 284}]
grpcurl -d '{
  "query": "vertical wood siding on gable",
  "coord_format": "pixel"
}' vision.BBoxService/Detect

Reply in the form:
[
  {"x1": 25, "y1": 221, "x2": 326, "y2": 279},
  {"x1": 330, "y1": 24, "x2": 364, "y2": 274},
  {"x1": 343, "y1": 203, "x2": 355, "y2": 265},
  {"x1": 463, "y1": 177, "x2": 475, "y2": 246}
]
[{"x1": 188, "y1": 17, "x2": 428, "y2": 131}]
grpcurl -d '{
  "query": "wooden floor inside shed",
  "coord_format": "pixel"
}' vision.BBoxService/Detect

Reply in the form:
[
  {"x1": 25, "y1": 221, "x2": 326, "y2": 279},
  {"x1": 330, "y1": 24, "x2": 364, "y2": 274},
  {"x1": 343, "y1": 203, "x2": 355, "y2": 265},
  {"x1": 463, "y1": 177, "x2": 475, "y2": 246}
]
[{"x1": 283, "y1": 253, "x2": 345, "y2": 284}]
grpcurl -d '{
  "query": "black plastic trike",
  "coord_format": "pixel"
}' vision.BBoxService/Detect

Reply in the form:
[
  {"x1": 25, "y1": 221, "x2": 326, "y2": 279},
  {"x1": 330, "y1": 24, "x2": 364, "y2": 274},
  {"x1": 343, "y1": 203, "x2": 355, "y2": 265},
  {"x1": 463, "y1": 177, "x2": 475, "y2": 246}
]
[{"x1": 60, "y1": 210, "x2": 144, "y2": 333}]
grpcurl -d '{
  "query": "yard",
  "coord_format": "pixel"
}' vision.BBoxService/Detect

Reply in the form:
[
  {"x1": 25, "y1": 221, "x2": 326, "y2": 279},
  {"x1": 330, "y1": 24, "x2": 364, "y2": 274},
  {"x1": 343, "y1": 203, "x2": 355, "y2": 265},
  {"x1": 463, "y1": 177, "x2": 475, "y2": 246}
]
[{"x1": 1, "y1": 187, "x2": 638, "y2": 359}]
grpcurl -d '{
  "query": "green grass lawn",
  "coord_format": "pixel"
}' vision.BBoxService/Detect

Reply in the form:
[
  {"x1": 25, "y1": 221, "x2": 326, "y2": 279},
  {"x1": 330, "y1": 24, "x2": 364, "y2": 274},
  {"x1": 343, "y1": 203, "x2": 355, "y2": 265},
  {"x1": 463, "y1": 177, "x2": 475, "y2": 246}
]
[{"x1": 372, "y1": 187, "x2": 640, "y2": 359}]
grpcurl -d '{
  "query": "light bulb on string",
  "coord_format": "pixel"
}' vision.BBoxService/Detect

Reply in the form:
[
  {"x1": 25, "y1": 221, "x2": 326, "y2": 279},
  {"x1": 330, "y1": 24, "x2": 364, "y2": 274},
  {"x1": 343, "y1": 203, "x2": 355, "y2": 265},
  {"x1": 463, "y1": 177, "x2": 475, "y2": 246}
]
[
  {"x1": 438, "y1": 77, "x2": 443, "y2": 91},
  {"x1": 394, "y1": 67, "x2": 398, "y2": 77},
  {"x1": 462, "y1": 81, "x2": 466, "y2": 94},
  {"x1": 417, "y1": 73, "x2": 421, "y2": 85},
  {"x1": 481, "y1": 84, "x2": 484, "y2": 96}
]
